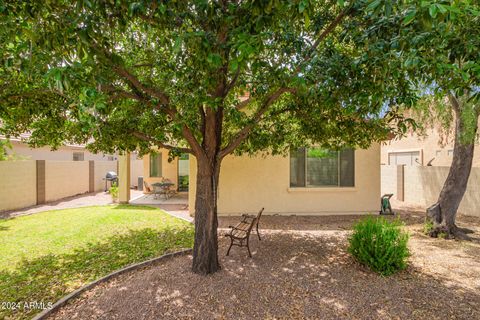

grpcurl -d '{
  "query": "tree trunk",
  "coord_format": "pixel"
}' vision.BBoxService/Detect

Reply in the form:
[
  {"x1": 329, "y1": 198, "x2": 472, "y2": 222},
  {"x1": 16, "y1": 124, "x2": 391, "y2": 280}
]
[
  {"x1": 191, "y1": 155, "x2": 222, "y2": 274},
  {"x1": 427, "y1": 97, "x2": 478, "y2": 239}
]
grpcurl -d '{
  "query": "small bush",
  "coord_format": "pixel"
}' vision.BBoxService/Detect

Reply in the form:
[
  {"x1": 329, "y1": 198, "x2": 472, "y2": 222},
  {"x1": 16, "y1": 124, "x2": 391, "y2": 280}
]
[
  {"x1": 109, "y1": 183, "x2": 119, "y2": 200},
  {"x1": 423, "y1": 219, "x2": 434, "y2": 235},
  {"x1": 348, "y1": 216, "x2": 410, "y2": 276}
]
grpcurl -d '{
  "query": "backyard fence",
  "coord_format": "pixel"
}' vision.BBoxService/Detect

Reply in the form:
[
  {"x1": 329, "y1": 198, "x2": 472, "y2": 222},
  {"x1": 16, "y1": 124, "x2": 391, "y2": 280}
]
[
  {"x1": 381, "y1": 165, "x2": 480, "y2": 217},
  {"x1": 0, "y1": 160, "x2": 117, "y2": 212}
]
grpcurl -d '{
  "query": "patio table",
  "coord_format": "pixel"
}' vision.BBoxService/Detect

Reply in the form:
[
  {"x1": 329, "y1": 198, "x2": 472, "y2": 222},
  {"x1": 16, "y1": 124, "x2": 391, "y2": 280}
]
[{"x1": 151, "y1": 182, "x2": 175, "y2": 200}]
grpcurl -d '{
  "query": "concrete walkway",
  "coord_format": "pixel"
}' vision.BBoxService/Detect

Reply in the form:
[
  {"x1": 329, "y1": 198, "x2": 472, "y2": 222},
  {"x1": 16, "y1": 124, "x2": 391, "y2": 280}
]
[
  {"x1": 130, "y1": 192, "x2": 192, "y2": 222},
  {"x1": 130, "y1": 192, "x2": 188, "y2": 205}
]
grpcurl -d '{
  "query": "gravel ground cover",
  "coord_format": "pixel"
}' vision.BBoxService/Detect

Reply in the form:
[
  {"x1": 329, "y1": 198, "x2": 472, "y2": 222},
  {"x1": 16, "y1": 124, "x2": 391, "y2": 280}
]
[{"x1": 49, "y1": 212, "x2": 480, "y2": 320}]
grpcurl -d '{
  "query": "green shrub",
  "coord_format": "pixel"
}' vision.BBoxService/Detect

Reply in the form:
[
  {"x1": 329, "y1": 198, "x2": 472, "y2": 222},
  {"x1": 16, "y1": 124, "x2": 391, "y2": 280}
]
[
  {"x1": 109, "y1": 182, "x2": 119, "y2": 200},
  {"x1": 348, "y1": 216, "x2": 410, "y2": 276},
  {"x1": 423, "y1": 219, "x2": 434, "y2": 235}
]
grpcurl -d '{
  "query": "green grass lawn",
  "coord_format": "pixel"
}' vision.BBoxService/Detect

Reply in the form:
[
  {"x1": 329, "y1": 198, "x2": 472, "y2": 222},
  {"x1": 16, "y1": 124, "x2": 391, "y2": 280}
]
[{"x1": 0, "y1": 205, "x2": 194, "y2": 320}]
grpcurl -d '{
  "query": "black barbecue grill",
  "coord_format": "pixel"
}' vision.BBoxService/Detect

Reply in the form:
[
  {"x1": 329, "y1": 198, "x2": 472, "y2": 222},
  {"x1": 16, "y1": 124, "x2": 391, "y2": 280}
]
[{"x1": 104, "y1": 171, "x2": 118, "y2": 192}]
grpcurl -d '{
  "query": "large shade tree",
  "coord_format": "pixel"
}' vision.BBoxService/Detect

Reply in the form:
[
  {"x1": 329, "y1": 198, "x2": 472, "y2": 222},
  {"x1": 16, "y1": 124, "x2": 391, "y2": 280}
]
[
  {"x1": 0, "y1": 0, "x2": 414, "y2": 274},
  {"x1": 370, "y1": 1, "x2": 480, "y2": 238}
]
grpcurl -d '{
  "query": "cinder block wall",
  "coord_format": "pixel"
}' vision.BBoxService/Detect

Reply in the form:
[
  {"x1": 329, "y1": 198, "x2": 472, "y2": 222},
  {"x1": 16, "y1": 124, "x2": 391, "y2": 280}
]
[
  {"x1": 0, "y1": 161, "x2": 37, "y2": 211},
  {"x1": 45, "y1": 161, "x2": 90, "y2": 202},
  {"x1": 94, "y1": 161, "x2": 118, "y2": 191},
  {"x1": 380, "y1": 165, "x2": 397, "y2": 200},
  {"x1": 381, "y1": 165, "x2": 480, "y2": 217},
  {"x1": 0, "y1": 160, "x2": 121, "y2": 212}
]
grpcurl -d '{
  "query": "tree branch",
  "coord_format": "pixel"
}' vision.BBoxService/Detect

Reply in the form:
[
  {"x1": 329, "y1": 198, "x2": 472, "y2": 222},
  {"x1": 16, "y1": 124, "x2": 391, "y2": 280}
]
[
  {"x1": 448, "y1": 93, "x2": 461, "y2": 113},
  {"x1": 199, "y1": 105, "x2": 206, "y2": 142},
  {"x1": 181, "y1": 125, "x2": 204, "y2": 156},
  {"x1": 99, "y1": 84, "x2": 141, "y2": 101},
  {"x1": 219, "y1": 87, "x2": 295, "y2": 158},
  {"x1": 235, "y1": 96, "x2": 251, "y2": 111},
  {"x1": 225, "y1": 67, "x2": 241, "y2": 94},
  {"x1": 89, "y1": 41, "x2": 170, "y2": 106},
  {"x1": 133, "y1": 131, "x2": 193, "y2": 154},
  {"x1": 112, "y1": 66, "x2": 170, "y2": 105},
  {"x1": 294, "y1": 6, "x2": 352, "y2": 74},
  {"x1": 220, "y1": 7, "x2": 351, "y2": 157}
]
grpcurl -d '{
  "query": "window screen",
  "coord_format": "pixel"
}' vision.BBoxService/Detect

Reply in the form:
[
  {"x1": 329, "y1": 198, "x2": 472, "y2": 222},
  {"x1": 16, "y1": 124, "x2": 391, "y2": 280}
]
[
  {"x1": 150, "y1": 153, "x2": 162, "y2": 177},
  {"x1": 290, "y1": 148, "x2": 355, "y2": 187},
  {"x1": 290, "y1": 147, "x2": 306, "y2": 187}
]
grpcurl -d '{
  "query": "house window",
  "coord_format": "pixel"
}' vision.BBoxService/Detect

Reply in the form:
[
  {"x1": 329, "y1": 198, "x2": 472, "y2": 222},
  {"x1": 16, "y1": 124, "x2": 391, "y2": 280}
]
[
  {"x1": 150, "y1": 153, "x2": 162, "y2": 177},
  {"x1": 436, "y1": 150, "x2": 442, "y2": 157},
  {"x1": 73, "y1": 152, "x2": 84, "y2": 161},
  {"x1": 447, "y1": 149, "x2": 454, "y2": 157},
  {"x1": 290, "y1": 147, "x2": 355, "y2": 187}
]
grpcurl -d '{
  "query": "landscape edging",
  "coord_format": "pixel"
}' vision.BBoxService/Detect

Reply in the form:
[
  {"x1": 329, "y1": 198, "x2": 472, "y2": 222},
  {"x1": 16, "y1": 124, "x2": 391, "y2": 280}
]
[{"x1": 32, "y1": 248, "x2": 193, "y2": 320}]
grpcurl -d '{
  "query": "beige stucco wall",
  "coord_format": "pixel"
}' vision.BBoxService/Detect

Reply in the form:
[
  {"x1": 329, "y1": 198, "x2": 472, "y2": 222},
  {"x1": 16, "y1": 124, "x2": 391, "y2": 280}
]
[
  {"x1": 94, "y1": 161, "x2": 118, "y2": 191},
  {"x1": 130, "y1": 159, "x2": 144, "y2": 188},
  {"x1": 45, "y1": 161, "x2": 89, "y2": 202},
  {"x1": 381, "y1": 165, "x2": 480, "y2": 217},
  {"x1": 381, "y1": 128, "x2": 480, "y2": 167},
  {"x1": 143, "y1": 149, "x2": 178, "y2": 189},
  {"x1": 403, "y1": 166, "x2": 480, "y2": 217},
  {"x1": 0, "y1": 161, "x2": 37, "y2": 211},
  {"x1": 188, "y1": 144, "x2": 381, "y2": 216}
]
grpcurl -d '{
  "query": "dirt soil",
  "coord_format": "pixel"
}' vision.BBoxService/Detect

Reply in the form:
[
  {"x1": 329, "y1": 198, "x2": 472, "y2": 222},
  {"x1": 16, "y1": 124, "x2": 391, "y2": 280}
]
[{"x1": 49, "y1": 211, "x2": 480, "y2": 320}]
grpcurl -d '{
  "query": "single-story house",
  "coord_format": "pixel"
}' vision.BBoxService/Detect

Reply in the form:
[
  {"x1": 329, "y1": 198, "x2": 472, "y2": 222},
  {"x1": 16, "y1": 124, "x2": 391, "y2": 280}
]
[{"x1": 141, "y1": 143, "x2": 380, "y2": 216}]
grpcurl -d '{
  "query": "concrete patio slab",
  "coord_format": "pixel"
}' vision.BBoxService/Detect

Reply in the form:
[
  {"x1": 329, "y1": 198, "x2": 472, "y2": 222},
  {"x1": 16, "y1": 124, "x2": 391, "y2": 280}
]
[{"x1": 130, "y1": 192, "x2": 188, "y2": 206}]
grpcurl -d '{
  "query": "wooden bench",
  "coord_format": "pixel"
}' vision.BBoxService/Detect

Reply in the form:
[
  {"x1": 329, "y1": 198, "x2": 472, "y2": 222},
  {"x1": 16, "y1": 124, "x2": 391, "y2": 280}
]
[{"x1": 225, "y1": 208, "x2": 264, "y2": 257}]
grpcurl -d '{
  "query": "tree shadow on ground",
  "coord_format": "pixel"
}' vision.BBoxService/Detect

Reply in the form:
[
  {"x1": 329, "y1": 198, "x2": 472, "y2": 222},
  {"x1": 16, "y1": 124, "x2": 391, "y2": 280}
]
[
  {"x1": 51, "y1": 230, "x2": 480, "y2": 320},
  {"x1": 0, "y1": 227, "x2": 194, "y2": 320}
]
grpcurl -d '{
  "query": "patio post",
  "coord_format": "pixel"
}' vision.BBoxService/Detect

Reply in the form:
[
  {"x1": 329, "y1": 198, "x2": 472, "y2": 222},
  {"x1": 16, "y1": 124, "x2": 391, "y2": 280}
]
[{"x1": 118, "y1": 153, "x2": 130, "y2": 204}]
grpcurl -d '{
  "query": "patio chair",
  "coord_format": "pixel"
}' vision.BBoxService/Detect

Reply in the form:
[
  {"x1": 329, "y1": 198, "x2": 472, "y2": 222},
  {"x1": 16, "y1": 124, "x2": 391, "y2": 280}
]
[
  {"x1": 225, "y1": 208, "x2": 264, "y2": 257},
  {"x1": 143, "y1": 181, "x2": 152, "y2": 193}
]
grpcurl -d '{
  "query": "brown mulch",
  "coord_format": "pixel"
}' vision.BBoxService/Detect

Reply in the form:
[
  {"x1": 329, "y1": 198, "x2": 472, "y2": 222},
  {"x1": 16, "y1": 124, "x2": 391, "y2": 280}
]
[{"x1": 49, "y1": 213, "x2": 480, "y2": 320}]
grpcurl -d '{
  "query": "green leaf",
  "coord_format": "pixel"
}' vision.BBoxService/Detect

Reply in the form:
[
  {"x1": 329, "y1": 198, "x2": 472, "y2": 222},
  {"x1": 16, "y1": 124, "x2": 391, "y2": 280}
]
[
  {"x1": 429, "y1": 5, "x2": 438, "y2": 18},
  {"x1": 207, "y1": 53, "x2": 222, "y2": 67},
  {"x1": 366, "y1": 0, "x2": 381, "y2": 12},
  {"x1": 403, "y1": 9, "x2": 417, "y2": 25},
  {"x1": 299, "y1": 0, "x2": 307, "y2": 13},
  {"x1": 159, "y1": 4, "x2": 166, "y2": 14},
  {"x1": 436, "y1": 4, "x2": 448, "y2": 14},
  {"x1": 304, "y1": 11, "x2": 310, "y2": 29},
  {"x1": 230, "y1": 59, "x2": 239, "y2": 72},
  {"x1": 173, "y1": 36, "x2": 182, "y2": 53}
]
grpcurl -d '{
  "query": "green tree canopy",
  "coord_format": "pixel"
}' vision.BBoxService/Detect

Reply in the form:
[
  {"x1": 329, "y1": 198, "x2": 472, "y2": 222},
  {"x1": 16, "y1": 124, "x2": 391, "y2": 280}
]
[
  {"x1": 0, "y1": 0, "x2": 416, "y2": 273},
  {"x1": 0, "y1": 1, "x2": 414, "y2": 155}
]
